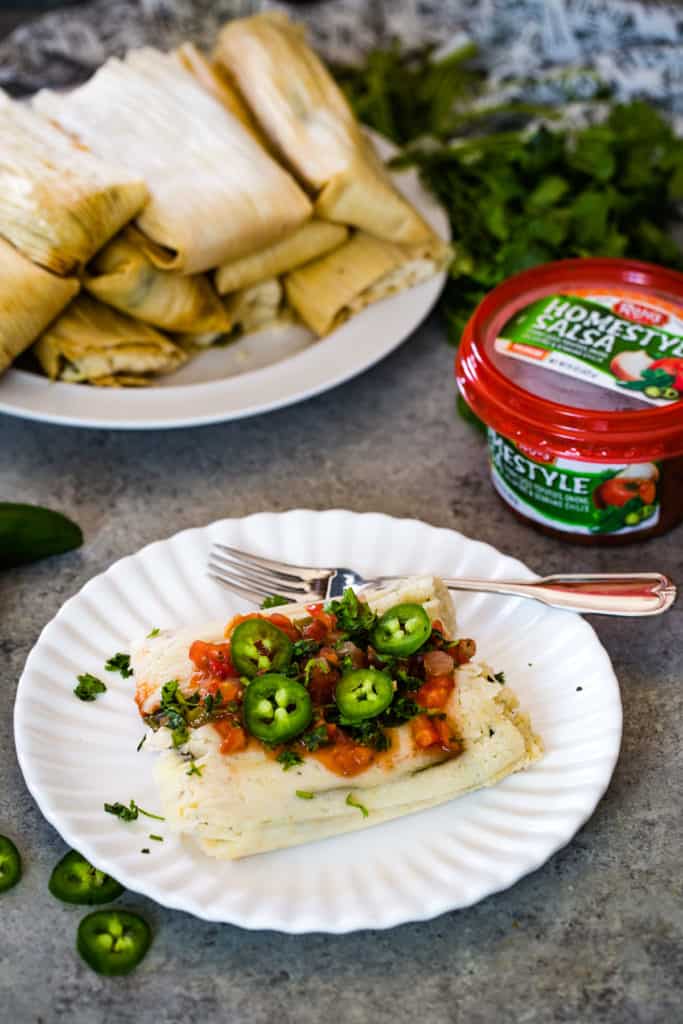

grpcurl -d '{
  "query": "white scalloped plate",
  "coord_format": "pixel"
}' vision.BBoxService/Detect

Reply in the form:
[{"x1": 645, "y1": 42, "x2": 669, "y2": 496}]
[
  {"x1": 14, "y1": 511, "x2": 622, "y2": 933},
  {"x1": 0, "y1": 135, "x2": 448, "y2": 430}
]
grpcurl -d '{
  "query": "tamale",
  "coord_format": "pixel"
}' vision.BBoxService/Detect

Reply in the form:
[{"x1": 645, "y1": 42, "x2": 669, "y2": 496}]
[
  {"x1": 213, "y1": 13, "x2": 436, "y2": 245},
  {"x1": 0, "y1": 90, "x2": 147, "y2": 275},
  {"x1": 33, "y1": 295, "x2": 188, "y2": 385},
  {"x1": 0, "y1": 238, "x2": 80, "y2": 375},
  {"x1": 223, "y1": 279, "x2": 287, "y2": 335},
  {"x1": 215, "y1": 220, "x2": 347, "y2": 294},
  {"x1": 83, "y1": 228, "x2": 230, "y2": 333},
  {"x1": 175, "y1": 42, "x2": 265, "y2": 145},
  {"x1": 284, "y1": 232, "x2": 449, "y2": 337},
  {"x1": 34, "y1": 48, "x2": 312, "y2": 275}
]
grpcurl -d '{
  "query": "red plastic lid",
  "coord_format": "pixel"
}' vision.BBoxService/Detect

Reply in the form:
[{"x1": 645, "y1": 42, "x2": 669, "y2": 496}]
[{"x1": 456, "y1": 258, "x2": 683, "y2": 462}]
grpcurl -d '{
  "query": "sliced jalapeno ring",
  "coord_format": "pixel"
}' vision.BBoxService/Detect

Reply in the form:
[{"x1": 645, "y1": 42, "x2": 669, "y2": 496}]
[
  {"x1": 0, "y1": 835, "x2": 21, "y2": 894},
  {"x1": 243, "y1": 673, "x2": 312, "y2": 743},
  {"x1": 372, "y1": 603, "x2": 432, "y2": 656},
  {"x1": 77, "y1": 909, "x2": 151, "y2": 976},
  {"x1": 335, "y1": 668, "x2": 394, "y2": 722},
  {"x1": 231, "y1": 619, "x2": 293, "y2": 677},
  {"x1": 49, "y1": 850, "x2": 124, "y2": 905}
]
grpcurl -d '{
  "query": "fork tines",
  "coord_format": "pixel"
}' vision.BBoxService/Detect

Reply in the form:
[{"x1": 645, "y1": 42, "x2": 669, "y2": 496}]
[{"x1": 207, "y1": 544, "x2": 312, "y2": 605}]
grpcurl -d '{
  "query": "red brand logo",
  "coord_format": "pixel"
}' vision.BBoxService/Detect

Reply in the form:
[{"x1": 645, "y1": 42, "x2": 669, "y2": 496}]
[{"x1": 614, "y1": 300, "x2": 668, "y2": 326}]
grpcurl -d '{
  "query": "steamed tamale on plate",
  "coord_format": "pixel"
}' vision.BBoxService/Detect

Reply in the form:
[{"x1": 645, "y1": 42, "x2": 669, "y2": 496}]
[{"x1": 0, "y1": 13, "x2": 450, "y2": 424}]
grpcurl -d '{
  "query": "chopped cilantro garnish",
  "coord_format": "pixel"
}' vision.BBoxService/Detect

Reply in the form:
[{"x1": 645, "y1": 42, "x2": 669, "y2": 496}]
[
  {"x1": 186, "y1": 761, "x2": 204, "y2": 777},
  {"x1": 292, "y1": 638, "x2": 321, "y2": 661},
  {"x1": 346, "y1": 793, "x2": 369, "y2": 818},
  {"x1": 104, "y1": 652, "x2": 133, "y2": 678},
  {"x1": 141, "y1": 848, "x2": 150, "y2": 854},
  {"x1": 344, "y1": 717, "x2": 390, "y2": 752},
  {"x1": 296, "y1": 790, "x2": 314, "y2": 800},
  {"x1": 146, "y1": 627, "x2": 160, "y2": 638},
  {"x1": 149, "y1": 834, "x2": 164, "y2": 842},
  {"x1": 74, "y1": 673, "x2": 107, "y2": 702},
  {"x1": 260, "y1": 594, "x2": 289, "y2": 609},
  {"x1": 104, "y1": 801, "x2": 138, "y2": 822},
  {"x1": 325, "y1": 588, "x2": 376, "y2": 643},
  {"x1": 300, "y1": 724, "x2": 330, "y2": 752},
  {"x1": 276, "y1": 750, "x2": 303, "y2": 771},
  {"x1": 487, "y1": 671, "x2": 506, "y2": 684},
  {"x1": 136, "y1": 735, "x2": 146, "y2": 752},
  {"x1": 104, "y1": 800, "x2": 164, "y2": 822}
]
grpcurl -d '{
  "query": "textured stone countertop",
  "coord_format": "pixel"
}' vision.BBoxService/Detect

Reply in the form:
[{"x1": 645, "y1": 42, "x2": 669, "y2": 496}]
[{"x1": 1, "y1": 313, "x2": 681, "y2": 1024}]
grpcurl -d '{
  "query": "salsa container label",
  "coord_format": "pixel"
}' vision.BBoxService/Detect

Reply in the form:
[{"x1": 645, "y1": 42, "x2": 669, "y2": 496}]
[
  {"x1": 495, "y1": 290, "x2": 683, "y2": 407},
  {"x1": 488, "y1": 430, "x2": 661, "y2": 536}
]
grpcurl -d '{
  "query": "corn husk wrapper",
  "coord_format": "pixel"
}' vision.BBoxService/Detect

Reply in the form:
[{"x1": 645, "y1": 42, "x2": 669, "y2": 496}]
[
  {"x1": 0, "y1": 90, "x2": 147, "y2": 276},
  {"x1": 83, "y1": 228, "x2": 230, "y2": 333},
  {"x1": 33, "y1": 295, "x2": 188, "y2": 384},
  {"x1": 0, "y1": 238, "x2": 80, "y2": 375},
  {"x1": 214, "y1": 13, "x2": 436, "y2": 246},
  {"x1": 215, "y1": 220, "x2": 347, "y2": 295},
  {"x1": 34, "y1": 48, "x2": 312, "y2": 275},
  {"x1": 284, "y1": 232, "x2": 449, "y2": 337},
  {"x1": 175, "y1": 42, "x2": 266, "y2": 146}
]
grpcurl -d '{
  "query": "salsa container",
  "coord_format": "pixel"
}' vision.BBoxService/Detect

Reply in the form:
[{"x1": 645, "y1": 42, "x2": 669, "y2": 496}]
[{"x1": 456, "y1": 258, "x2": 683, "y2": 544}]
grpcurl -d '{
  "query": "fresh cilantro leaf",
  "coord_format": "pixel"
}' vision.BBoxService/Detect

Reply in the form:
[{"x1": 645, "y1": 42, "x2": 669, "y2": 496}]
[
  {"x1": 345, "y1": 718, "x2": 390, "y2": 752},
  {"x1": 104, "y1": 800, "x2": 165, "y2": 822},
  {"x1": 292, "y1": 638, "x2": 321, "y2": 661},
  {"x1": 276, "y1": 750, "x2": 303, "y2": 771},
  {"x1": 104, "y1": 801, "x2": 138, "y2": 822},
  {"x1": 260, "y1": 595, "x2": 289, "y2": 609},
  {"x1": 300, "y1": 724, "x2": 330, "y2": 752},
  {"x1": 346, "y1": 793, "x2": 369, "y2": 818},
  {"x1": 171, "y1": 724, "x2": 189, "y2": 749},
  {"x1": 146, "y1": 627, "x2": 160, "y2": 638},
  {"x1": 149, "y1": 834, "x2": 164, "y2": 842},
  {"x1": 381, "y1": 694, "x2": 420, "y2": 726},
  {"x1": 74, "y1": 673, "x2": 107, "y2": 702},
  {"x1": 104, "y1": 652, "x2": 133, "y2": 678},
  {"x1": 296, "y1": 790, "x2": 314, "y2": 800},
  {"x1": 136, "y1": 805, "x2": 165, "y2": 822},
  {"x1": 186, "y1": 761, "x2": 204, "y2": 777},
  {"x1": 325, "y1": 588, "x2": 377, "y2": 642},
  {"x1": 136, "y1": 735, "x2": 146, "y2": 752}
]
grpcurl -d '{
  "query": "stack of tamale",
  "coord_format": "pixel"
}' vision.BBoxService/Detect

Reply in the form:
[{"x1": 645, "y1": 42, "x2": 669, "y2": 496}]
[{"x1": 0, "y1": 12, "x2": 448, "y2": 389}]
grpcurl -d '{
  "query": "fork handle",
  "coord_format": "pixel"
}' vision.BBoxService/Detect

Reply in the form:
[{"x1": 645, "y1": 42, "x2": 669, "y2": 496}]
[{"x1": 441, "y1": 573, "x2": 676, "y2": 616}]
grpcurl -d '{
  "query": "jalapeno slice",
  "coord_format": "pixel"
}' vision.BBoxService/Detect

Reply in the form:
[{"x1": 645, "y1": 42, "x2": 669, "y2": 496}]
[
  {"x1": 49, "y1": 850, "x2": 124, "y2": 905},
  {"x1": 231, "y1": 619, "x2": 293, "y2": 677},
  {"x1": 77, "y1": 909, "x2": 151, "y2": 976},
  {"x1": 335, "y1": 668, "x2": 394, "y2": 722},
  {"x1": 243, "y1": 673, "x2": 312, "y2": 743},
  {"x1": 372, "y1": 603, "x2": 432, "y2": 656},
  {"x1": 0, "y1": 835, "x2": 21, "y2": 894}
]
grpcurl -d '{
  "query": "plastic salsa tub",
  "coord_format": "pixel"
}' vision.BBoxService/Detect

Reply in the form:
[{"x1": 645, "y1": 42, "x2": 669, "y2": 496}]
[{"x1": 455, "y1": 258, "x2": 683, "y2": 545}]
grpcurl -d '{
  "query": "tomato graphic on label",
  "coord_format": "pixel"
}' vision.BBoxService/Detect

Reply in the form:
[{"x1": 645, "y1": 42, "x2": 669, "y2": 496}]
[{"x1": 593, "y1": 464, "x2": 659, "y2": 509}]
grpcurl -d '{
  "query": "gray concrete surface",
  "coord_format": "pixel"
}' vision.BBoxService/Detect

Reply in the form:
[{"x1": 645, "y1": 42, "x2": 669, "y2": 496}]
[{"x1": 1, "y1": 315, "x2": 681, "y2": 1024}]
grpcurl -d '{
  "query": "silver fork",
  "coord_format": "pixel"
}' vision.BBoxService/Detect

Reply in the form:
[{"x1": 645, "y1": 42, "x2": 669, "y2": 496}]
[{"x1": 207, "y1": 544, "x2": 676, "y2": 617}]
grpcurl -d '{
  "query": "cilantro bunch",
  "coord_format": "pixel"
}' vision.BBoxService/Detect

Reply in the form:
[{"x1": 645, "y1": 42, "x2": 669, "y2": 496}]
[{"x1": 335, "y1": 48, "x2": 683, "y2": 346}]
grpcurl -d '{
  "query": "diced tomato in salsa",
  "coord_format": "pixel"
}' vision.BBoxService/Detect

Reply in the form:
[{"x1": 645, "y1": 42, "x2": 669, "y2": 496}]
[
  {"x1": 415, "y1": 674, "x2": 454, "y2": 710},
  {"x1": 411, "y1": 713, "x2": 460, "y2": 752},
  {"x1": 213, "y1": 719, "x2": 248, "y2": 755},
  {"x1": 315, "y1": 723, "x2": 375, "y2": 776},
  {"x1": 189, "y1": 640, "x2": 236, "y2": 679}
]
